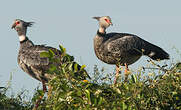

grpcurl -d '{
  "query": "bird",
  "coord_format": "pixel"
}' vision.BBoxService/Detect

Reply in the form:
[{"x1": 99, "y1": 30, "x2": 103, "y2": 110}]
[
  {"x1": 11, "y1": 19, "x2": 90, "y2": 92},
  {"x1": 93, "y1": 16, "x2": 169, "y2": 84}
]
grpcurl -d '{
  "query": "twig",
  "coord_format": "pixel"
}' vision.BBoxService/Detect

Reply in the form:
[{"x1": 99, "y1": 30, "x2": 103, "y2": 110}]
[{"x1": 142, "y1": 60, "x2": 168, "y2": 73}]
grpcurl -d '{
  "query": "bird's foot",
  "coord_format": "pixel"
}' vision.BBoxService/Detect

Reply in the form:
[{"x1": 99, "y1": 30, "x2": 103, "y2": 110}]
[
  {"x1": 124, "y1": 66, "x2": 131, "y2": 82},
  {"x1": 43, "y1": 85, "x2": 47, "y2": 92},
  {"x1": 114, "y1": 66, "x2": 121, "y2": 85},
  {"x1": 33, "y1": 95, "x2": 43, "y2": 110}
]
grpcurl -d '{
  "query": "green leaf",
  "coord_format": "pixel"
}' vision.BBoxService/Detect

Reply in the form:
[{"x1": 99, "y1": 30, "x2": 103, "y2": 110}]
[
  {"x1": 121, "y1": 102, "x2": 127, "y2": 110},
  {"x1": 32, "y1": 90, "x2": 45, "y2": 102},
  {"x1": 113, "y1": 107, "x2": 117, "y2": 110},
  {"x1": 76, "y1": 90, "x2": 82, "y2": 96},
  {"x1": 37, "y1": 90, "x2": 44, "y2": 96},
  {"x1": 69, "y1": 55, "x2": 74, "y2": 61},
  {"x1": 59, "y1": 45, "x2": 64, "y2": 52},
  {"x1": 123, "y1": 83, "x2": 129, "y2": 90},
  {"x1": 131, "y1": 74, "x2": 137, "y2": 83},
  {"x1": 176, "y1": 62, "x2": 181, "y2": 69},
  {"x1": 40, "y1": 52, "x2": 50, "y2": 58},
  {"x1": 48, "y1": 64, "x2": 57, "y2": 73},
  {"x1": 85, "y1": 89, "x2": 91, "y2": 104},
  {"x1": 114, "y1": 87, "x2": 121, "y2": 94},
  {"x1": 65, "y1": 55, "x2": 71, "y2": 61},
  {"x1": 73, "y1": 63, "x2": 78, "y2": 72},
  {"x1": 62, "y1": 68, "x2": 65, "y2": 74},
  {"x1": 98, "y1": 97, "x2": 103, "y2": 106},
  {"x1": 81, "y1": 65, "x2": 86, "y2": 70},
  {"x1": 172, "y1": 91, "x2": 177, "y2": 95},
  {"x1": 59, "y1": 45, "x2": 66, "y2": 54},
  {"x1": 68, "y1": 63, "x2": 73, "y2": 71},
  {"x1": 49, "y1": 49, "x2": 55, "y2": 57}
]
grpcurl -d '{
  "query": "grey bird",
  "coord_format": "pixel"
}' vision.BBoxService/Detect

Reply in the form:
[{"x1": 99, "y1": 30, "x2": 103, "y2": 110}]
[
  {"x1": 93, "y1": 16, "x2": 169, "y2": 84},
  {"x1": 12, "y1": 19, "x2": 89, "y2": 91}
]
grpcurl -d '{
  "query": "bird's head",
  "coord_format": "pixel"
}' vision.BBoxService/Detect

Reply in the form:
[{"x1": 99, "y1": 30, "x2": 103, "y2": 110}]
[
  {"x1": 11, "y1": 19, "x2": 34, "y2": 36},
  {"x1": 93, "y1": 16, "x2": 113, "y2": 29}
]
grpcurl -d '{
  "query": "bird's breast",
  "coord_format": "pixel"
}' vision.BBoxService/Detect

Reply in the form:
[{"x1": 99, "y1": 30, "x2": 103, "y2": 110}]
[
  {"x1": 94, "y1": 36, "x2": 142, "y2": 65},
  {"x1": 94, "y1": 37, "x2": 118, "y2": 64}
]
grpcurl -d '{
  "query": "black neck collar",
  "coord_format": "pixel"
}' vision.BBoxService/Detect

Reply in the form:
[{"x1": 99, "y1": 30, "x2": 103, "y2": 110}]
[
  {"x1": 97, "y1": 30, "x2": 106, "y2": 37},
  {"x1": 20, "y1": 37, "x2": 29, "y2": 44}
]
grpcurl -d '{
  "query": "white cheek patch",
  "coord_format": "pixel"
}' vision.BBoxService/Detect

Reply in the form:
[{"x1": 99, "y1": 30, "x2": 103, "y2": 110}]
[
  {"x1": 99, "y1": 27, "x2": 105, "y2": 33},
  {"x1": 149, "y1": 51, "x2": 155, "y2": 57},
  {"x1": 19, "y1": 35, "x2": 26, "y2": 42}
]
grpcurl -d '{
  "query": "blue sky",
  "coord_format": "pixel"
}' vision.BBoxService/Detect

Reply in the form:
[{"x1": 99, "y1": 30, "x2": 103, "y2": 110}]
[{"x1": 0, "y1": 0, "x2": 181, "y2": 96}]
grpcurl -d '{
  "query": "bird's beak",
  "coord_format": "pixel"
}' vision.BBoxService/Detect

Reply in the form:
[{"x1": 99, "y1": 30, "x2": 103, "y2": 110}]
[{"x1": 11, "y1": 22, "x2": 16, "y2": 29}]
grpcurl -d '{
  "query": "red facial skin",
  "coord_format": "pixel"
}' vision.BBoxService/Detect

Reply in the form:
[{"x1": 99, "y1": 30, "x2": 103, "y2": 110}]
[
  {"x1": 16, "y1": 21, "x2": 20, "y2": 25},
  {"x1": 104, "y1": 19, "x2": 111, "y2": 24}
]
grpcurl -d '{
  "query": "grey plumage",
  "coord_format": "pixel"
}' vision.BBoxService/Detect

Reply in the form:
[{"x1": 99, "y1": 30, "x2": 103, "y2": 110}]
[
  {"x1": 93, "y1": 16, "x2": 169, "y2": 67},
  {"x1": 94, "y1": 31, "x2": 169, "y2": 66},
  {"x1": 18, "y1": 39, "x2": 61, "y2": 82},
  {"x1": 93, "y1": 16, "x2": 169, "y2": 84},
  {"x1": 12, "y1": 19, "x2": 89, "y2": 84}
]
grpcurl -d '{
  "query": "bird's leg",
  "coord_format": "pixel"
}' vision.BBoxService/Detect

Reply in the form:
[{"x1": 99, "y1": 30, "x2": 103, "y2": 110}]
[
  {"x1": 33, "y1": 95, "x2": 43, "y2": 110},
  {"x1": 33, "y1": 80, "x2": 47, "y2": 110},
  {"x1": 47, "y1": 85, "x2": 52, "y2": 99},
  {"x1": 114, "y1": 65, "x2": 120, "y2": 85},
  {"x1": 124, "y1": 63, "x2": 129, "y2": 82},
  {"x1": 42, "y1": 80, "x2": 47, "y2": 92}
]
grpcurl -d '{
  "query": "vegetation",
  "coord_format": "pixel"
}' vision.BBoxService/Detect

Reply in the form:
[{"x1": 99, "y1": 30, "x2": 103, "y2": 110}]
[{"x1": 0, "y1": 45, "x2": 181, "y2": 110}]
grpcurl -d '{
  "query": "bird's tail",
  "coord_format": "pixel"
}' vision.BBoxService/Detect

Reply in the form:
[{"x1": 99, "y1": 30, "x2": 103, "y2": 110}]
[{"x1": 142, "y1": 42, "x2": 169, "y2": 60}]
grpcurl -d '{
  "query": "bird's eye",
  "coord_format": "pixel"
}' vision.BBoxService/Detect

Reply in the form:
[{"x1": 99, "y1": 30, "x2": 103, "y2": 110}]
[
  {"x1": 104, "y1": 19, "x2": 109, "y2": 22},
  {"x1": 16, "y1": 21, "x2": 20, "y2": 25}
]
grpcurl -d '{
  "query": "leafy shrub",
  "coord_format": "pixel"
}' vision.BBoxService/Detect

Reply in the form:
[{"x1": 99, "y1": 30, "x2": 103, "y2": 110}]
[
  {"x1": 1, "y1": 45, "x2": 181, "y2": 110},
  {"x1": 36, "y1": 45, "x2": 181, "y2": 110},
  {"x1": 0, "y1": 87, "x2": 32, "y2": 110}
]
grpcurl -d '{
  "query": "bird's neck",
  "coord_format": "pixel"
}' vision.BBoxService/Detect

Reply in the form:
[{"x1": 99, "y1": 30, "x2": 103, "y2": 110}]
[
  {"x1": 19, "y1": 35, "x2": 34, "y2": 49},
  {"x1": 94, "y1": 29, "x2": 106, "y2": 51},
  {"x1": 98, "y1": 27, "x2": 106, "y2": 34},
  {"x1": 19, "y1": 35, "x2": 26, "y2": 42}
]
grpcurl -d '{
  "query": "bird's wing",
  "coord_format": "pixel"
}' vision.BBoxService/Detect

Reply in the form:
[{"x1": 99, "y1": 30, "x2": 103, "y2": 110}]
[
  {"x1": 105, "y1": 33, "x2": 143, "y2": 56},
  {"x1": 106, "y1": 33, "x2": 169, "y2": 60},
  {"x1": 19, "y1": 45, "x2": 61, "y2": 68}
]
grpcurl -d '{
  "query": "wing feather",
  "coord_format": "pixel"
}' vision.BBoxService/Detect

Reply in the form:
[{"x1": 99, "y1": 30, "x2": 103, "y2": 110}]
[
  {"x1": 105, "y1": 33, "x2": 143, "y2": 56},
  {"x1": 19, "y1": 45, "x2": 61, "y2": 67},
  {"x1": 105, "y1": 32, "x2": 169, "y2": 60}
]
